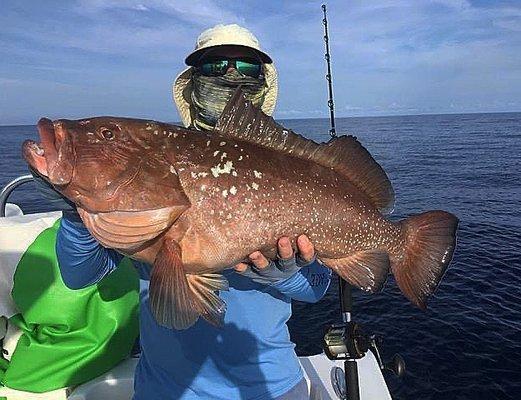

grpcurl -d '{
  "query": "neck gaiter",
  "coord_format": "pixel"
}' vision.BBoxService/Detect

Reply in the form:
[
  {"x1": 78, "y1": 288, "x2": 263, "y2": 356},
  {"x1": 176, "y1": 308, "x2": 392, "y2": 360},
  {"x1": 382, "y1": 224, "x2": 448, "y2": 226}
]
[{"x1": 191, "y1": 69, "x2": 267, "y2": 130}]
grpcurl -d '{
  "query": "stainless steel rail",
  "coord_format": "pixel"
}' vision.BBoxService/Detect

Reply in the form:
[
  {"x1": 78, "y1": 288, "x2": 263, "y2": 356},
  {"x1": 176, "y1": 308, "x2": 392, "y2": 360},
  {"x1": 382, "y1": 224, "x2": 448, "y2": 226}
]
[{"x1": 0, "y1": 175, "x2": 34, "y2": 217}]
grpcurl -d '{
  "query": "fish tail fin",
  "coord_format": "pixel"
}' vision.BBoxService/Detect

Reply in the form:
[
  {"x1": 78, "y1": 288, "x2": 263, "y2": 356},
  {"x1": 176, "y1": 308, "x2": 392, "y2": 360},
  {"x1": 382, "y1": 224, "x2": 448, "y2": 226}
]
[
  {"x1": 322, "y1": 249, "x2": 390, "y2": 293},
  {"x1": 393, "y1": 210, "x2": 459, "y2": 309},
  {"x1": 150, "y1": 240, "x2": 228, "y2": 330}
]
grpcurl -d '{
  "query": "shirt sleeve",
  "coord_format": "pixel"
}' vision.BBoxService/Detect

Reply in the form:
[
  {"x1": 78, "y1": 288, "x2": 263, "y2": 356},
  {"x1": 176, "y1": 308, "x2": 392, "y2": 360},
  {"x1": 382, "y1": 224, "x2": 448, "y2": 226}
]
[
  {"x1": 56, "y1": 216, "x2": 124, "y2": 289},
  {"x1": 270, "y1": 259, "x2": 332, "y2": 303}
]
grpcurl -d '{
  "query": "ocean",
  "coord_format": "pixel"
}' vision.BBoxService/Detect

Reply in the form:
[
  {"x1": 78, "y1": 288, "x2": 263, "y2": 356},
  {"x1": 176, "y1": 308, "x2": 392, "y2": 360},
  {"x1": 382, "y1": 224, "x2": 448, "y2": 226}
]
[{"x1": 1, "y1": 112, "x2": 520, "y2": 399}]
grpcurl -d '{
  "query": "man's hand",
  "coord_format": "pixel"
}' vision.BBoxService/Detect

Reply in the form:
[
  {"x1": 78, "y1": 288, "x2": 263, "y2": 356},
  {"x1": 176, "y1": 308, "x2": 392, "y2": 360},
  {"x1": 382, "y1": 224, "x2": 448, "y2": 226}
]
[{"x1": 234, "y1": 235, "x2": 316, "y2": 285}]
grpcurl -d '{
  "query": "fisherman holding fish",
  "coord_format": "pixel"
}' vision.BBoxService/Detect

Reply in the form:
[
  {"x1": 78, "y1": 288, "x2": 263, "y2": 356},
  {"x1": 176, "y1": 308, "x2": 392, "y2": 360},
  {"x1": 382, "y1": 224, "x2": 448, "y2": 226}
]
[
  {"x1": 32, "y1": 24, "x2": 332, "y2": 399},
  {"x1": 26, "y1": 21, "x2": 458, "y2": 399}
]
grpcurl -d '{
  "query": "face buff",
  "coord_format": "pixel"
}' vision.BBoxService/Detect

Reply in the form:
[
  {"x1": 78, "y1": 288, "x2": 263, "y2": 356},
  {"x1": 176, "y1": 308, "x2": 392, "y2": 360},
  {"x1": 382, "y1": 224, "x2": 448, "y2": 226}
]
[{"x1": 191, "y1": 68, "x2": 267, "y2": 131}]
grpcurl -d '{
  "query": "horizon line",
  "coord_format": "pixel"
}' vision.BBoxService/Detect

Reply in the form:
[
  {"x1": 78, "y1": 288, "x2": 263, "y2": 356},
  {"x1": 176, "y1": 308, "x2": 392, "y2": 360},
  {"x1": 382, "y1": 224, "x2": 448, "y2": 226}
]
[{"x1": 1, "y1": 110, "x2": 520, "y2": 127}]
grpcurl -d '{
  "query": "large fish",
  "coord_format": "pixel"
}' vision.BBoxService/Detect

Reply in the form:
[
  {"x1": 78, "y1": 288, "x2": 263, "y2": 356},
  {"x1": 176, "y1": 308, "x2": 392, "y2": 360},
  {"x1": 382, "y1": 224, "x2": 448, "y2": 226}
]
[{"x1": 23, "y1": 89, "x2": 458, "y2": 330}]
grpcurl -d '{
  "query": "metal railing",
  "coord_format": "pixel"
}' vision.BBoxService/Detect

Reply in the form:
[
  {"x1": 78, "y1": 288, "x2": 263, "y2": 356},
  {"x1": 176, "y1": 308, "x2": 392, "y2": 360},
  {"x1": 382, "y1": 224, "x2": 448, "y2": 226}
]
[{"x1": 0, "y1": 175, "x2": 34, "y2": 217}]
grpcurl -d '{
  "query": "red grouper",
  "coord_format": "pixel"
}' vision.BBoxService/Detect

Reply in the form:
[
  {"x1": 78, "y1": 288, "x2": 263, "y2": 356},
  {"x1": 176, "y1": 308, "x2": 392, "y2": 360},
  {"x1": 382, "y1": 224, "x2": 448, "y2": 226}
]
[{"x1": 23, "y1": 89, "x2": 459, "y2": 330}]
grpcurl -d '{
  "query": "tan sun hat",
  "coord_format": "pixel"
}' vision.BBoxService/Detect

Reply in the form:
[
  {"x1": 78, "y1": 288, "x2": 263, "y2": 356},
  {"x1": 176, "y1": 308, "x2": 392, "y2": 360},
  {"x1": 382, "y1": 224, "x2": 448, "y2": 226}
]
[{"x1": 173, "y1": 24, "x2": 278, "y2": 128}]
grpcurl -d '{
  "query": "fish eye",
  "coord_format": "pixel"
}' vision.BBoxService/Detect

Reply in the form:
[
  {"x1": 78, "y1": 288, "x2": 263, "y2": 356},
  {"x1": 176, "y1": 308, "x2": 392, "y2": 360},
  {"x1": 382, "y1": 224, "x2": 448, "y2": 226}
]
[{"x1": 100, "y1": 128, "x2": 115, "y2": 140}]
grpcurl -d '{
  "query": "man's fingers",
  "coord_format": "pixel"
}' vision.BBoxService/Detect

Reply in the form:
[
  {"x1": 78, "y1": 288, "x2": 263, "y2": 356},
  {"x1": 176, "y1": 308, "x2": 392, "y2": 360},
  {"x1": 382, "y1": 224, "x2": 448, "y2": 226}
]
[
  {"x1": 277, "y1": 236, "x2": 294, "y2": 259},
  {"x1": 248, "y1": 251, "x2": 270, "y2": 269},
  {"x1": 234, "y1": 262, "x2": 249, "y2": 272},
  {"x1": 297, "y1": 234, "x2": 315, "y2": 262}
]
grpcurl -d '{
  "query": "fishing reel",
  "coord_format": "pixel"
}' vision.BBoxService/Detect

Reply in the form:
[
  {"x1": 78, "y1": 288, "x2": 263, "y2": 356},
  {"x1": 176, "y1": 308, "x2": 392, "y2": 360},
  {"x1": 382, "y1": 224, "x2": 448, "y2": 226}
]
[
  {"x1": 323, "y1": 322, "x2": 405, "y2": 377},
  {"x1": 323, "y1": 322, "x2": 368, "y2": 360}
]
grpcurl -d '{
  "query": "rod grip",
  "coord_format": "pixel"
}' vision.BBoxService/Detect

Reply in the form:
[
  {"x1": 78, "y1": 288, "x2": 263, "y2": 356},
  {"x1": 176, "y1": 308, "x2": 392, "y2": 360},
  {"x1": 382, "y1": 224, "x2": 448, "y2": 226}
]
[
  {"x1": 339, "y1": 277, "x2": 353, "y2": 314},
  {"x1": 345, "y1": 359, "x2": 360, "y2": 400}
]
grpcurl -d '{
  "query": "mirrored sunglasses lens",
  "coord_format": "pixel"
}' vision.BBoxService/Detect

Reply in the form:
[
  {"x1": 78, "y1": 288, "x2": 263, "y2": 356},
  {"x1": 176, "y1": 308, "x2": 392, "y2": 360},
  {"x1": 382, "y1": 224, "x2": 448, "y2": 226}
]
[
  {"x1": 200, "y1": 60, "x2": 229, "y2": 76},
  {"x1": 236, "y1": 61, "x2": 262, "y2": 77}
]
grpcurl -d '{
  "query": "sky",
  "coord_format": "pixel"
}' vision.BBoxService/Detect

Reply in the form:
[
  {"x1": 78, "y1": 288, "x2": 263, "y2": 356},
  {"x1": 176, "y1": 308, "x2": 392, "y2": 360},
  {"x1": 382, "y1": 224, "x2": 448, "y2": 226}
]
[{"x1": 1, "y1": 0, "x2": 520, "y2": 125}]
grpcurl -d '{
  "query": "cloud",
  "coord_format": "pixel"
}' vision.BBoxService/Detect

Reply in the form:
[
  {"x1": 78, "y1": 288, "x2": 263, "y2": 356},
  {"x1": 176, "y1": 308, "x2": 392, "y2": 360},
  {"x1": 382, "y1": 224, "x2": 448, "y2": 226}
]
[
  {"x1": 252, "y1": 0, "x2": 521, "y2": 117},
  {"x1": 1, "y1": 0, "x2": 520, "y2": 124},
  {"x1": 2, "y1": 0, "x2": 243, "y2": 61},
  {"x1": 76, "y1": 0, "x2": 242, "y2": 26}
]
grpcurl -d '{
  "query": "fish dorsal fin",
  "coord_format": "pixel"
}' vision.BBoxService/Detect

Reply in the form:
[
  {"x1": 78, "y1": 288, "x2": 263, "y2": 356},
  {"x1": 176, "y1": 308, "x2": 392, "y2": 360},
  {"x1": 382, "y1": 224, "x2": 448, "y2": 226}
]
[{"x1": 214, "y1": 88, "x2": 395, "y2": 213}]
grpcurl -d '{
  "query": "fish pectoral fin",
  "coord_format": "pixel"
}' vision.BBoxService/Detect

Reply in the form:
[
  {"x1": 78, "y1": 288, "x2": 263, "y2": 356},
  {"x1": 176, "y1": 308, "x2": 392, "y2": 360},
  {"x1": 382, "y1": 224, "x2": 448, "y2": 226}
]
[
  {"x1": 322, "y1": 250, "x2": 390, "y2": 293},
  {"x1": 78, "y1": 206, "x2": 187, "y2": 252},
  {"x1": 149, "y1": 239, "x2": 228, "y2": 330}
]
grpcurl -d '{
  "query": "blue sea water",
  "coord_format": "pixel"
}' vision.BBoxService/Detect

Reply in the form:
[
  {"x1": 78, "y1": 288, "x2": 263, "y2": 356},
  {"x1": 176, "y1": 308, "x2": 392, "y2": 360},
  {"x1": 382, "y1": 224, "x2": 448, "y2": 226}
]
[{"x1": 1, "y1": 112, "x2": 520, "y2": 399}]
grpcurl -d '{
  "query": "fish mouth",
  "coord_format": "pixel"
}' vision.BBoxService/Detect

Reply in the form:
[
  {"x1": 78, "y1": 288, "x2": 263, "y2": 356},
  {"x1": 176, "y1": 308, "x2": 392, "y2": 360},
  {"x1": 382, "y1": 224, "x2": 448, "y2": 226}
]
[{"x1": 22, "y1": 118, "x2": 74, "y2": 186}]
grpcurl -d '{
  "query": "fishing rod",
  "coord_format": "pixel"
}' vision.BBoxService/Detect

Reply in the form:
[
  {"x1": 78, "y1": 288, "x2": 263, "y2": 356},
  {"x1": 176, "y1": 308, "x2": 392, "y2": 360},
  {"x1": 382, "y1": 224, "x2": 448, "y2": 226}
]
[
  {"x1": 320, "y1": 6, "x2": 405, "y2": 400},
  {"x1": 321, "y1": 2, "x2": 351, "y2": 324},
  {"x1": 320, "y1": 5, "x2": 360, "y2": 400},
  {"x1": 322, "y1": 4, "x2": 336, "y2": 138}
]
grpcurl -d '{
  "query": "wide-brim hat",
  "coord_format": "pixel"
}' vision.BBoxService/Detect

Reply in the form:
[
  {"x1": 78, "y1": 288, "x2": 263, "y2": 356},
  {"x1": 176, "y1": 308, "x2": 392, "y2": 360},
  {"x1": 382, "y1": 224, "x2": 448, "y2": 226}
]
[{"x1": 173, "y1": 24, "x2": 278, "y2": 127}]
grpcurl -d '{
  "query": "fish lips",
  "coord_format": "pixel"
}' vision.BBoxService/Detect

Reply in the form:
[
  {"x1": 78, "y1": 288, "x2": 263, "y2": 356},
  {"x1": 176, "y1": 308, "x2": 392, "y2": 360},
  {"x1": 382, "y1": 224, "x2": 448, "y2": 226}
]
[{"x1": 23, "y1": 118, "x2": 75, "y2": 187}]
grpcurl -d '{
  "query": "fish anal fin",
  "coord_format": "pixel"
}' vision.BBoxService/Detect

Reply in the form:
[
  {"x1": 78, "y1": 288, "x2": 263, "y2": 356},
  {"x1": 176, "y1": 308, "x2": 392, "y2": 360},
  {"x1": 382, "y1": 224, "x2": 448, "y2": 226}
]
[
  {"x1": 187, "y1": 273, "x2": 228, "y2": 327},
  {"x1": 214, "y1": 89, "x2": 394, "y2": 213},
  {"x1": 322, "y1": 250, "x2": 390, "y2": 293},
  {"x1": 149, "y1": 239, "x2": 228, "y2": 330}
]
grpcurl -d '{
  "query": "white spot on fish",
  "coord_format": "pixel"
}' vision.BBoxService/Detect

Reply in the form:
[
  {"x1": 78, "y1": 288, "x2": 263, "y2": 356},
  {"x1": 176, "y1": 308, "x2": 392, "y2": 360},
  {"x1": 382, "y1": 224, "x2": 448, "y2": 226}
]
[
  {"x1": 146, "y1": 126, "x2": 152, "y2": 131},
  {"x1": 253, "y1": 170, "x2": 262, "y2": 179},
  {"x1": 229, "y1": 186, "x2": 237, "y2": 195},
  {"x1": 222, "y1": 189, "x2": 228, "y2": 198},
  {"x1": 154, "y1": 130, "x2": 158, "y2": 135},
  {"x1": 198, "y1": 172, "x2": 209, "y2": 177},
  {"x1": 238, "y1": 156, "x2": 243, "y2": 161},
  {"x1": 211, "y1": 161, "x2": 234, "y2": 177},
  {"x1": 191, "y1": 172, "x2": 197, "y2": 178},
  {"x1": 232, "y1": 171, "x2": 238, "y2": 177},
  {"x1": 206, "y1": 140, "x2": 211, "y2": 147},
  {"x1": 213, "y1": 151, "x2": 220, "y2": 157},
  {"x1": 220, "y1": 152, "x2": 227, "y2": 161},
  {"x1": 251, "y1": 182, "x2": 259, "y2": 190},
  {"x1": 170, "y1": 166, "x2": 177, "y2": 175},
  {"x1": 201, "y1": 184, "x2": 207, "y2": 191},
  {"x1": 87, "y1": 132, "x2": 94, "y2": 136},
  {"x1": 220, "y1": 141, "x2": 226, "y2": 146}
]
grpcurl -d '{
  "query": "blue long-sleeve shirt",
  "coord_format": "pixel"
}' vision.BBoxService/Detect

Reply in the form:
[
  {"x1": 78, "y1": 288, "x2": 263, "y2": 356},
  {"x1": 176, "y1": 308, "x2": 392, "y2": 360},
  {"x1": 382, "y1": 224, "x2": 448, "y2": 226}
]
[{"x1": 56, "y1": 217, "x2": 332, "y2": 400}]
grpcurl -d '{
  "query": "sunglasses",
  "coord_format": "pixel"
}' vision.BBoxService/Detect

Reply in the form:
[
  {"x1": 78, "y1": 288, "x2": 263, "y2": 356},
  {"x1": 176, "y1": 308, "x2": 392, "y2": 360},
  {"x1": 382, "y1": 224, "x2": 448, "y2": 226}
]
[{"x1": 197, "y1": 58, "x2": 263, "y2": 78}]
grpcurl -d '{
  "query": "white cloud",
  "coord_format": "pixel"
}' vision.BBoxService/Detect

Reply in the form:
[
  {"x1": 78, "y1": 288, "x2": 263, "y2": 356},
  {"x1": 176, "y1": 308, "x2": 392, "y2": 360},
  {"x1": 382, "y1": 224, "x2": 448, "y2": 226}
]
[
  {"x1": 76, "y1": 0, "x2": 242, "y2": 26},
  {"x1": 1, "y1": 0, "x2": 520, "y2": 122}
]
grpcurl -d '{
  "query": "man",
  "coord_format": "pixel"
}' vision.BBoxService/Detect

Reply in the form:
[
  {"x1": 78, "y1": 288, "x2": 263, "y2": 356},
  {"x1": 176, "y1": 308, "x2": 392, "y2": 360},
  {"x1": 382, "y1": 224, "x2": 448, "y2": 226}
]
[{"x1": 40, "y1": 24, "x2": 332, "y2": 399}]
